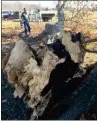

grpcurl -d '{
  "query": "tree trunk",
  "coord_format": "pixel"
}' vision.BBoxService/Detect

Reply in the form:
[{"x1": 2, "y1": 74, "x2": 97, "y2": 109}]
[{"x1": 57, "y1": 0, "x2": 65, "y2": 32}]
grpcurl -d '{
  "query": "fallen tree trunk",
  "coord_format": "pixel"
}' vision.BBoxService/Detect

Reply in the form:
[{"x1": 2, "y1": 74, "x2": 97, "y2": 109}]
[
  {"x1": 38, "y1": 63, "x2": 97, "y2": 120},
  {"x1": 4, "y1": 23, "x2": 97, "y2": 120}
]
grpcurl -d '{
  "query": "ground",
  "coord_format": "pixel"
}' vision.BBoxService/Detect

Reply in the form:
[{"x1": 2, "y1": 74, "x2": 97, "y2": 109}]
[{"x1": 1, "y1": 71, "x2": 31, "y2": 120}]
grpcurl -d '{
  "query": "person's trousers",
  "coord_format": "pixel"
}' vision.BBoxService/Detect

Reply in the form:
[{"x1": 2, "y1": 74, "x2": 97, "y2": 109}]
[{"x1": 24, "y1": 21, "x2": 31, "y2": 34}]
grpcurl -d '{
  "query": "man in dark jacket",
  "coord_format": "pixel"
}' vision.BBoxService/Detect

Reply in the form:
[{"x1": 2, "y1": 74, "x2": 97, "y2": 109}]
[{"x1": 21, "y1": 8, "x2": 31, "y2": 36}]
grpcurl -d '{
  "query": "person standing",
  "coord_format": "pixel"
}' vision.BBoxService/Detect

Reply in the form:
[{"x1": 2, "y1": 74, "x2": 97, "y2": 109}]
[
  {"x1": 21, "y1": 8, "x2": 31, "y2": 36},
  {"x1": 36, "y1": 9, "x2": 42, "y2": 22}
]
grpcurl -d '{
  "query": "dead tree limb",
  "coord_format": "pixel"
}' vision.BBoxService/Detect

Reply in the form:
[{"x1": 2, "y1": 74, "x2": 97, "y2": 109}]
[{"x1": 85, "y1": 38, "x2": 97, "y2": 43}]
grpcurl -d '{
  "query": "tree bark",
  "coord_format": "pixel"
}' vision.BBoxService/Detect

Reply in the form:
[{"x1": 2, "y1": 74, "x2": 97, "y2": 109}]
[
  {"x1": 58, "y1": 63, "x2": 97, "y2": 120},
  {"x1": 57, "y1": 0, "x2": 65, "y2": 32}
]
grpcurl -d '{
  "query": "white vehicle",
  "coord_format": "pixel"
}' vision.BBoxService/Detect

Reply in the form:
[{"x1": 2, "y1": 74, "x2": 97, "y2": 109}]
[{"x1": 29, "y1": 10, "x2": 42, "y2": 22}]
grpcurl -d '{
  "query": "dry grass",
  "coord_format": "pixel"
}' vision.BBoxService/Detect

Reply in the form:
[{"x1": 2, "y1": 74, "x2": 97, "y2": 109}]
[
  {"x1": 81, "y1": 42, "x2": 97, "y2": 68},
  {"x1": 2, "y1": 21, "x2": 48, "y2": 44},
  {"x1": 2, "y1": 21, "x2": 47, "y2": 36}
]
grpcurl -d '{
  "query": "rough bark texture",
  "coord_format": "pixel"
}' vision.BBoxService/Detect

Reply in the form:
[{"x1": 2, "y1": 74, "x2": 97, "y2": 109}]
[
  {"x1": 4, "y1": 23, "x2": 97, "y2": 119},
  {"x1": 58, "y1": 63, "x2": 97, "y2": 120}
]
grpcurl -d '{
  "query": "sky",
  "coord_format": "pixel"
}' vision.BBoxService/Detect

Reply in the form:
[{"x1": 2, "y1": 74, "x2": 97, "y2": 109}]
[
  {"x1": 2, "y1": 1, "x2": 97, "y2": 9},
  {"x1": 2, "y1": 1, "x2": 57, "y2": 8}
]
